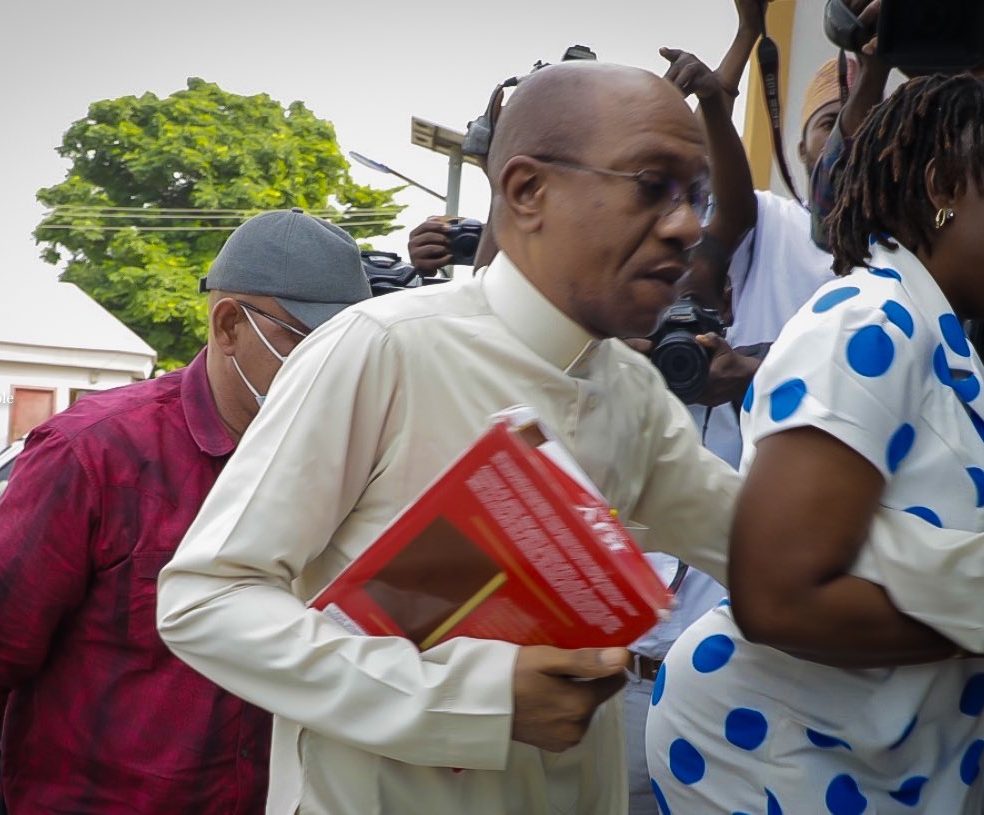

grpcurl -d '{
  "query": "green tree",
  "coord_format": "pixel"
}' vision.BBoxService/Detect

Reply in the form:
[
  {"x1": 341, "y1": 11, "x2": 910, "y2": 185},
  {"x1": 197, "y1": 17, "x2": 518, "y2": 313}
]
[{"x1": 35, "y1": 77, "x2": 403, "y2": 369}]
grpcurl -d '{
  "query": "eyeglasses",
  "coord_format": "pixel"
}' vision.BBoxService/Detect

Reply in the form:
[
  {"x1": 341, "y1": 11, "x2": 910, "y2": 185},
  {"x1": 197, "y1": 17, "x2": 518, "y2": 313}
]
[
  {"x1": 235, "y1": 300, "x2": 310, "y2": 340},
  {"x1": 532, "y1": 156, "x2": 712, "y2": 225}
]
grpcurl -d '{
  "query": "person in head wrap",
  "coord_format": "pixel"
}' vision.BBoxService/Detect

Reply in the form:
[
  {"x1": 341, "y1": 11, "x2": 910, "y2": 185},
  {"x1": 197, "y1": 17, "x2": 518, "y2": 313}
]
[{"x1": 799, "y1": 56, "x2": 859, "y2": 178}]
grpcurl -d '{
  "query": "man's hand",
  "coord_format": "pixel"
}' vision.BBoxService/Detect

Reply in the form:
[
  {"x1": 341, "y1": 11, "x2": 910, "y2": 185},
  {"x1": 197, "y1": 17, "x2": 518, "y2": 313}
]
[
  {"x1": 512, "y1": 646, "x2": 629, "y2": 753},
  {"x1": 694, "y1": 333, "x2": 760, "y2": 407},
  {"x1": 846, "y1": 0, "x2": 881, "y2": 55},
  {"x1": 407, "y1": 218, "x2": 453, "y2": 275},
  {"x1": 660, "y1": 49, "x2": 729, "y2": 103},
  {"x1": 833, "y1": 1, "x2": 891, "y2": 140},
  {"x1": 674, "y1": 264, "x2": 728, "y2": 317}
]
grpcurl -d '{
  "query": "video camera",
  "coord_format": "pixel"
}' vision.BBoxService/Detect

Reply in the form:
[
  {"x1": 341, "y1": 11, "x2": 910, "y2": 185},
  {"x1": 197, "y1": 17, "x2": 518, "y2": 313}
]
[
  {"x1": 361, "y1": 251, "x2": 450, "y2": 297},
  {"x1": 648, "y1": 296, "x2": 726, "y2": 404},
  {"x1": 824, "y1": 0, "x2": 984, "y2": 74}
]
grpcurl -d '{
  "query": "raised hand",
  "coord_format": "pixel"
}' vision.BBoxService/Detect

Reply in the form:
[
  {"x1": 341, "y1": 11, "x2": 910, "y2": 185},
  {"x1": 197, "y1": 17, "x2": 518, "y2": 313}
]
[{"x1": 660, "y1": 48, "x2": 729, "y2": 103}]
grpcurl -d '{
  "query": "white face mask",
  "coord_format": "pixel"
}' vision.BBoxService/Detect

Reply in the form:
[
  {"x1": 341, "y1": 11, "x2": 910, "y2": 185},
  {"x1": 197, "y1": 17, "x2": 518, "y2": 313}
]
[{"x1": 232, "y1": 306, "x2": 288, "y2": 408}]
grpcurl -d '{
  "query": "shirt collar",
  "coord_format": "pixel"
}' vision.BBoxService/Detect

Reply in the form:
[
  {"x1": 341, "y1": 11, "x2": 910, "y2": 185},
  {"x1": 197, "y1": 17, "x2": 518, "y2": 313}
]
[
  {"x1": 182, "y1": 349, "x2": 236, "y2": 458},
  {"x1": 480, "y1": 252, "x2": 601, "y2": 373}
]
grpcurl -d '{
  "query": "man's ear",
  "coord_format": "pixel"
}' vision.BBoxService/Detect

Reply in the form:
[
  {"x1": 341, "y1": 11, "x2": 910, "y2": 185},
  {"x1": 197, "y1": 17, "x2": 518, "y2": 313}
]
[
  {"x1": 797, "y1": 139, "x2": 808, "y2": 167},
  {"x1": 210, "y1": 298, "x2": 241, "y2": 357},
  {"x1": 498, "y1": 156, "x2": 546, "y2": 234}
]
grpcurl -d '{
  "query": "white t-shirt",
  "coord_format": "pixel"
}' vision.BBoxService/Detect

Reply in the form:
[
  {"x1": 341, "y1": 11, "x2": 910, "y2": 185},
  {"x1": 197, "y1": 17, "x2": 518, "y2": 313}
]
[
  {"x1": 727, "y1": 190, "x2": 837, "y2": 349},
  {"x1": 689, "y1": 190, "x2": 836, "y2": 468}
]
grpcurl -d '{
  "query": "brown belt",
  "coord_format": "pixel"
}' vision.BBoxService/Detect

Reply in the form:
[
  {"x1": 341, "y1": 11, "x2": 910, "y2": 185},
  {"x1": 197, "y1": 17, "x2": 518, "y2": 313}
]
[{"x1": 628, "y1": 652, "x2": 663, "y2": 682}]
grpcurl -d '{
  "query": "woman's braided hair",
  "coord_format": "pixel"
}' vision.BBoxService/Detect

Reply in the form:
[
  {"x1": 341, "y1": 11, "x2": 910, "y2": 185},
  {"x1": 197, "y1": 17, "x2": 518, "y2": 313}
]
[{"x1": 827, "y1": 73, "x2": 984, "y2": 275}]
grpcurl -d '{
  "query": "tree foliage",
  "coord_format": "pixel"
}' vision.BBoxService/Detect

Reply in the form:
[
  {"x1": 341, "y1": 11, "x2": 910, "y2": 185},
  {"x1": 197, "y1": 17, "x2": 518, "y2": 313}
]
[{"x1": 35, "y1": 78, "x2": 403, "y2": 368}]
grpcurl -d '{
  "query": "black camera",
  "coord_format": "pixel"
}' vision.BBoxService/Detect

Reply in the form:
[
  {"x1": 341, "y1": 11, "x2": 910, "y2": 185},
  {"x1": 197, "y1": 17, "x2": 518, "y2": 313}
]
[
  {"x1": 648, "y1": 296, "x2": 726, "y2": 403},
  {"x1": 446, "y1": 218, "x2": 484, "y2": 266},
  {"x1": 824, "y1": 0, "x2": 984, "y2": 74},
  {"x1": 361, "y1": 251, "x2": 450, "y2": 297},
  {"x1": 463, "y1": 45, "x2": 598, "y2": 161},
  {"x1": 561, "y1": 44, "x2": 598, "y2": 62},
  {"x1": 533, "y1": 44, "x2": 599, "y2": 70}
]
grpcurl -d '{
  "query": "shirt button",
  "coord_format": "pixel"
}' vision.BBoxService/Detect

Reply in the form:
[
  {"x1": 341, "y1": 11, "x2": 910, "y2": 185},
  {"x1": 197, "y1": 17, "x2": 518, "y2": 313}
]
[
  {"x1": 586, "y1": 394, "x2": 599, "y2": 410},
  {"x1": 240, "y1": 748, "x2": 250, "y2": 758}
]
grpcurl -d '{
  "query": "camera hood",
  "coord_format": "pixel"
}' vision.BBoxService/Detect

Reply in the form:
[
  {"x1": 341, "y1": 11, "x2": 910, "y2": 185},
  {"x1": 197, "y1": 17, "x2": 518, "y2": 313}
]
[
  {"x1": 824, "y1": 0, "x2": 984, "y2": 74},
  {"x1": 877, "y1": 0, "x2": 984, "y2": 74}
]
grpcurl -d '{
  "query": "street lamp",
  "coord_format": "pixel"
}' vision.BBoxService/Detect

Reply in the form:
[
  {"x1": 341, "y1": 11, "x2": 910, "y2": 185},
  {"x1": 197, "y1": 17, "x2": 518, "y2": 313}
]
[
  {"x1": 348, "y1": 151, "x2": 448, "y2": 204},
  {"x1": 409, "y1": 117, "x2": 483, "y2": 218}
]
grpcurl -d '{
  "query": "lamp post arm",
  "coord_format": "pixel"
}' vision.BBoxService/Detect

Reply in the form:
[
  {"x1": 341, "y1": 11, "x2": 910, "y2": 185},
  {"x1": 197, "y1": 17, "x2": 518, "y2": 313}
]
[{"x1": 385, "y1": 169, "x2": 447, "y2": 202}]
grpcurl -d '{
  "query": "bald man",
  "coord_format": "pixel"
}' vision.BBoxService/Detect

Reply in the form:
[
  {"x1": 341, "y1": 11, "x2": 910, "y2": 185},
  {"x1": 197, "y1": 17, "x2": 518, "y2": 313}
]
[{"x1": 157, "y1": 63, "x2": 740, "y2": 815}]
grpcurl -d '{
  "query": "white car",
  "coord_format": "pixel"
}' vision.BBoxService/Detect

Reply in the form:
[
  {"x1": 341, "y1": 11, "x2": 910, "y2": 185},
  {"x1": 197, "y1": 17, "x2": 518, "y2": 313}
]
[{"x1": 0, "y1": 437, "x2": 26, "y2": 498}]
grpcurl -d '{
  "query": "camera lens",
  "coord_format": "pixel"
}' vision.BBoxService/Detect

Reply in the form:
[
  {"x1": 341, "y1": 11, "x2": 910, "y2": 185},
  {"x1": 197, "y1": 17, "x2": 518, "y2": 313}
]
[
  {"x1": 451, "y1": 233, "x2": 480, "y2": 264},
  {"x1": 649, "y1": 331, "x2": 710, "y2": 403}
]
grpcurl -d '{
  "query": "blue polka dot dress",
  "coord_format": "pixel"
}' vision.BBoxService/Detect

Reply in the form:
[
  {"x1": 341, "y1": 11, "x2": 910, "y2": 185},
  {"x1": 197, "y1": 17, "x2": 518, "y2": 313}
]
[{"x1": 645, "y1": 242, "x2": 984, "y2": 813}]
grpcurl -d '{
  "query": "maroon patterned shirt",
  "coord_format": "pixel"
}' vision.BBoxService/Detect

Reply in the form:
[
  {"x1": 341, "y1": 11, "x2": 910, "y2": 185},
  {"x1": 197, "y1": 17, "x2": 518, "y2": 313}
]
[{"x1": 0, "y1": 351, "x2": 271, "y2": 814}]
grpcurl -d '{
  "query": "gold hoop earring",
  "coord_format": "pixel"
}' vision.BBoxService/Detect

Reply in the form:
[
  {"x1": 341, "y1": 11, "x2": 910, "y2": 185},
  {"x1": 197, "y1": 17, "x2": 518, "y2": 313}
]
[{"x1": 935, "y1": 207, "x2": 956, "y2": 230}]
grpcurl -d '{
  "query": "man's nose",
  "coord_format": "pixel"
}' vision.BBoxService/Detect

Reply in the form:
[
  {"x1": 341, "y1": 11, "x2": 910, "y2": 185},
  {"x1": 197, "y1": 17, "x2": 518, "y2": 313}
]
[{"x1": 655, "y1": 202, "x2": 703, "y2": 250}]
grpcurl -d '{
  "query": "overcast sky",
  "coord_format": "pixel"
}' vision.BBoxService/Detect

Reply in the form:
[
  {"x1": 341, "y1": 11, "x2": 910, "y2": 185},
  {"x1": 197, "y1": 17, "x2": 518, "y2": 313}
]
[{"x1": 0, "y1": 0, "x2": 748, "y2": 284}]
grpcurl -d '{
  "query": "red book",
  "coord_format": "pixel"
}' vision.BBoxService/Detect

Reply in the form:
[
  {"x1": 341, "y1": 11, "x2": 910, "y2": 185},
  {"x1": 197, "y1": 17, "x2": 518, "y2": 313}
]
[{"x1": 310, "y1": 409, "x2": 671, "y2": 649}]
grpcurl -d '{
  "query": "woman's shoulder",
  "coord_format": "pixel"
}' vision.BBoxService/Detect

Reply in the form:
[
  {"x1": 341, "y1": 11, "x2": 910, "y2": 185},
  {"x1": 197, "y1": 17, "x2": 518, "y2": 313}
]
[
  {"x1": 775, "y1": 264, "x2": 930, "y2": 359},
  {"x1": 740, "y1": 264, "x2": 935, "y2": 480}
]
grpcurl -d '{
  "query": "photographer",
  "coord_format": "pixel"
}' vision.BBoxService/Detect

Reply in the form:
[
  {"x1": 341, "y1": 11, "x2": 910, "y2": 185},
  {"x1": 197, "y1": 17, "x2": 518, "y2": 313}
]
[
  {"x1": 671, "y1": 0, "x2": 843, "y2": 413},
  {"x1": 657, "y1": 3, "x2": 849, "y2": 474},
  {"x1": 407, "y1": 216, "x2": 485, "y2": 273}
]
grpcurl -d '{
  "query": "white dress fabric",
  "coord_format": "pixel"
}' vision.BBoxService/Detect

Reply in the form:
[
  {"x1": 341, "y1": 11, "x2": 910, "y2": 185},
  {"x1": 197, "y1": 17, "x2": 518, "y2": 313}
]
[{"x1": 645, "y1": 241, "x2": 984, "y2": 813}]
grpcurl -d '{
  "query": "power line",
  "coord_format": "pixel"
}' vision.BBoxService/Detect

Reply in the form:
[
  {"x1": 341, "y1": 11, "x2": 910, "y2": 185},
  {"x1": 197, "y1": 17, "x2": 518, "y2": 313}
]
[
  {"x1": 43, "y1": 211, "x2": 401, "y2": 220},
  {"x1": 42, "y1": 205, "x2": 404, "y2": 214},
  {"x1": 37, "y1": 222, "x2": 398, "y2": 232}
]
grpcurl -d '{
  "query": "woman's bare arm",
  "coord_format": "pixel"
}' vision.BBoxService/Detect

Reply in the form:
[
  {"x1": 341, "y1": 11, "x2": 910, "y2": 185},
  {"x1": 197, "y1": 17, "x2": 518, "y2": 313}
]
[{"x1": 729, "y1": 427, "x2": 958, "y2": 668}]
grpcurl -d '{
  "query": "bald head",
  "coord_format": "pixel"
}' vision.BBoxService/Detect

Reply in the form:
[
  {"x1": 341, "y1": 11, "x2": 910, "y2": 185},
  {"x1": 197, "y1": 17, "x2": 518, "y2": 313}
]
[
  {"x1": 487, "y1": 62, "x2": 697, "y2": 193},
  {"x1": 481, "y1": 61, "x2": 708, "y2": 341}
]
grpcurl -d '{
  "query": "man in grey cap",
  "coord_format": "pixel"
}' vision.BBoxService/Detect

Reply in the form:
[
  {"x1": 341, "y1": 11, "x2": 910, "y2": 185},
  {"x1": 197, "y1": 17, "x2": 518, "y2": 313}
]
[
  {"x1": 0, "y1": 210, "x2": 369, "y2": 815},
  {"x1": 200, "y1": 208, "x2": 371, "y2": 432}
]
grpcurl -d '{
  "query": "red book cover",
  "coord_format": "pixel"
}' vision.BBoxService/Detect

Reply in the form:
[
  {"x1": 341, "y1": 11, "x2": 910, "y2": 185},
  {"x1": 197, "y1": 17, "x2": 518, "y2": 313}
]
[{"x1": 310, "y1": 411, "x2": 671, "y2": 649}]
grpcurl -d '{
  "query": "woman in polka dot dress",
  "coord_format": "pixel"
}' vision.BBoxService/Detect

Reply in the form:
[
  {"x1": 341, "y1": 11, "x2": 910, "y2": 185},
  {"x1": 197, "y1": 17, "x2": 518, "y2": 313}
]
[{"x1": 646, "y1": 74, "x2": 984, "y2": 813}]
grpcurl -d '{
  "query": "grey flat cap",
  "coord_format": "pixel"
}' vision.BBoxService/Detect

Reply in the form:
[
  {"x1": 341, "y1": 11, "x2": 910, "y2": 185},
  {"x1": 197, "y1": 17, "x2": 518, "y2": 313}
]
[{"x1": 200, "y1": 208, "x2": 371, "y2": 329}]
